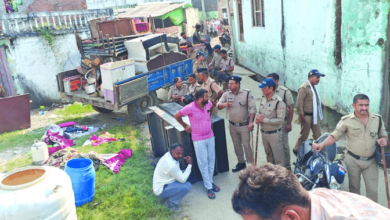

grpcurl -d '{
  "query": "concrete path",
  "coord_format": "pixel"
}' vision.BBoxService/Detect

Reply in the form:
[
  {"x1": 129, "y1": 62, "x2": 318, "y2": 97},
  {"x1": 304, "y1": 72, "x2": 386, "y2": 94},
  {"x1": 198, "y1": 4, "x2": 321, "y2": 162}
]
[{"x1": 163, "y1": 65, "x2": 389, "y2": 219}]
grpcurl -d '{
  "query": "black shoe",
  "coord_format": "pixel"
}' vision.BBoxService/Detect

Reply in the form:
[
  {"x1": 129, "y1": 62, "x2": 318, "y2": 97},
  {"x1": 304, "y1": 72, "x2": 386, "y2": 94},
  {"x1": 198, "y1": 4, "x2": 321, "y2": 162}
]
[
  {"x1": 207, "y1": 189, "x2": 216, "y2": 199},
  {"x1": 232, "y1": 163, "x2": 246, "y2": 172}
]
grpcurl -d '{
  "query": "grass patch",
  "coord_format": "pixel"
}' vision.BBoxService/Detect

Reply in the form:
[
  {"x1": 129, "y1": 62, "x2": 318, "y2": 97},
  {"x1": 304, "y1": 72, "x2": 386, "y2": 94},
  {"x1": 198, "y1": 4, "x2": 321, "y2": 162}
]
[
  {"x1": 0, "y1": 125, "x2": 173, "y2": 220},
  {"x1": 53, "y1": 103, "x2": 95, "y2": 117},
  {"x1": 0, "y1": 128, "x2": 46, "y2": 152},
  {"x1": 0, "y1": 155, "x2": 33, "y2": 172}
]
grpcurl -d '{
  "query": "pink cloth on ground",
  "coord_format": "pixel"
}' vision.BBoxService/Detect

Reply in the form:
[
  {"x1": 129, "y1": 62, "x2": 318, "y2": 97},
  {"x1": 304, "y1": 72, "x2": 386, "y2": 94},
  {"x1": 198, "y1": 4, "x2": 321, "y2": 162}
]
[
  {"x1": 42, "y1": 130, "x2": 75, "y2": 155},
  {"x1": 57, "y1": 121, "x2": 77, "y2": 128},
  {"x1": 179, "y1": 100, "x2": 214, "y2": 141},
  {"x1": 104, "y1": 149, "x2": 132, "y2": 173}
]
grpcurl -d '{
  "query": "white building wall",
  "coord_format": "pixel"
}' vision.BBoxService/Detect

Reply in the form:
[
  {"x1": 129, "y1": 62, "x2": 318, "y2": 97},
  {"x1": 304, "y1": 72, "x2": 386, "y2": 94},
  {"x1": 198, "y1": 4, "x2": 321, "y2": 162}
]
[{"x1": 6, "y1": 34, "x2": 82, "y2": 108}]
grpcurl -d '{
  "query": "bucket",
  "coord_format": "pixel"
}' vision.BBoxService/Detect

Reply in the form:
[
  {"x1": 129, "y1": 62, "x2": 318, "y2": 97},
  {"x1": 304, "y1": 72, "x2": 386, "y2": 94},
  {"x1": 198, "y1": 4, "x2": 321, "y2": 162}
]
[{"x1": 65, "y1": 158, "x2": 95, "y2": 207}]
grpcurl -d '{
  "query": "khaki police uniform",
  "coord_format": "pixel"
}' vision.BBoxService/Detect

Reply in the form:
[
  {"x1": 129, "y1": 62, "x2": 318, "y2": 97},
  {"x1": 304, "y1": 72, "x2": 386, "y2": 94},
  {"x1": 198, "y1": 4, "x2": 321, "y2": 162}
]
[
  {"x1": 193, "y1": 61, "x2": 207, "y2": 83},
  {"x1": 294, "y1": 81, "x2": 322, "y2": 152},
  {"x1": 209, "y1": 52, "x2": 222, "y2": 82},
  {"x1": 167, "y1": 84, "x2": 189, "y2": 103},
  {"x1": 188, "y1": 50, "x2": 197, "y2": 65},
  {"x1": 220, "y1": 57, "x2": 234, "y2": 90},
  {"x1": 258, "y1": 93, "x2": 286, "y2": 166},
  {"x1": 217, "y1": 89, "x2": 257, "y2": 163},
  {"x1": 202, "y1": 77, "x2": 222, "y2": 115},
  {"x1": 275, "y1": 85, "x2": 294, "y2": 169},
  {"x1": 188, "y1": 83, "x2": 201, "y2": 96},
  {"x1": 331, "y1": 112, "x2": 387, "y2": 202}
]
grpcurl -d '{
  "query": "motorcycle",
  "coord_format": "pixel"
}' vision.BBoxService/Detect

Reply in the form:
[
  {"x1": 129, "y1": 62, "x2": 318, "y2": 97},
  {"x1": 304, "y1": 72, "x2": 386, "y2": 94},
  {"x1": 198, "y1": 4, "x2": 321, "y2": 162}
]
[
  {"x1": 294, "y1": 133, "x2": 346, "y2": 190},
  {"x1": 219, "y1": 32, "x2": 231, "y2": 47}
]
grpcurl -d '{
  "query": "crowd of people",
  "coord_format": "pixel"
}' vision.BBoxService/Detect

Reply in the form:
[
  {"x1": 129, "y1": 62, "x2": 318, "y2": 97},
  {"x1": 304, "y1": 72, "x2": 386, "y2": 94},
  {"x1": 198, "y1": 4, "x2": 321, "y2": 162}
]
[{"x1": 152, "y1": 37, "x2": 390, "y2": 217}]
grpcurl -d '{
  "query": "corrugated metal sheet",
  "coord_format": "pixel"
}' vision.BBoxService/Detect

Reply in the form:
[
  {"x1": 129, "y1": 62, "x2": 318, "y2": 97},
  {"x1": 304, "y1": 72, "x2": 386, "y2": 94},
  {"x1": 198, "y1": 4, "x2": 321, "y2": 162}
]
[{"x1": 115, "y1": 3, "x2": 185, "y2": 18}]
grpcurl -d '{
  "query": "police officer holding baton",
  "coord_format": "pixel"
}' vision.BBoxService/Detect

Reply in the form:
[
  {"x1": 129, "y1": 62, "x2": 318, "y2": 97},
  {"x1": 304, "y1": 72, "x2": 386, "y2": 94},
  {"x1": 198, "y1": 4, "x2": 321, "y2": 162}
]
[{"x1": 217, "y1": 76, "x2": 257, "y2": 172}]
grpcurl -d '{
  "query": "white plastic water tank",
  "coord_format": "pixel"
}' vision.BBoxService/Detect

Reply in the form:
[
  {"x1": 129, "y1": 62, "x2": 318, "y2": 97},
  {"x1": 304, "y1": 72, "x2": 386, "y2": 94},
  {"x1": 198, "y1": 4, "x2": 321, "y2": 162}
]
[{"x1": 0, "y1": 166, "x2": 77, "y2": 220}]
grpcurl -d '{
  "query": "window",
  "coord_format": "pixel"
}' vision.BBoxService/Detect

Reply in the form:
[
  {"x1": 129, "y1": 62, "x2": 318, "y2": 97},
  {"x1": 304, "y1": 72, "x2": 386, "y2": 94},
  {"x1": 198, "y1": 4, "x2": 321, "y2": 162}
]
[{"x1": 252, "y1": 0, "x2": 265, "y2": 27}]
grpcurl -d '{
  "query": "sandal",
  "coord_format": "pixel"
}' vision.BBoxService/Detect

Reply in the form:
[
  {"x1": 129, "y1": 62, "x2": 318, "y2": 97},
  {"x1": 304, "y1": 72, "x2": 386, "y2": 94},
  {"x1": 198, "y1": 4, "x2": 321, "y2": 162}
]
[
  {"x1": 212, "y1": 183, "x2": 220, "y2": 192},
  {"x1": 207, "y1": 189, "x2": 216, "y2": 199}
]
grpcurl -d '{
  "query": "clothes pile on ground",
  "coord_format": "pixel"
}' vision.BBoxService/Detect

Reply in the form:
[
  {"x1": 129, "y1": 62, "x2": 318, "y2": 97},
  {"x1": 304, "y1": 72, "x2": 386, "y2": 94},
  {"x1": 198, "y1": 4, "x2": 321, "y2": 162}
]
[
  {"x1": 41, "y1": 147, "x2": 132, "y2": 174},
  {"x1": 41, "y1": 147, "x2": 105, "y2": 171},
  {"x1": 41, "y1": 122, "x2": 101, "y2": 155}
]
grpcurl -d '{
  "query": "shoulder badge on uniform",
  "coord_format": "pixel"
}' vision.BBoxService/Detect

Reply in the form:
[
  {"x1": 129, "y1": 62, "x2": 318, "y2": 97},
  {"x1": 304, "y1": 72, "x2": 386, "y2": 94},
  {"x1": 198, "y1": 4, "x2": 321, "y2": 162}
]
[
  {"x1": 275, "y1": 95, "x2": 283, "y2": 102},
  {"x1": 373, "y1": 113, "x2": 381, "y2": 118},
  {"x1": 243, "y1": 89, "x2": 251, "y2": 92}
]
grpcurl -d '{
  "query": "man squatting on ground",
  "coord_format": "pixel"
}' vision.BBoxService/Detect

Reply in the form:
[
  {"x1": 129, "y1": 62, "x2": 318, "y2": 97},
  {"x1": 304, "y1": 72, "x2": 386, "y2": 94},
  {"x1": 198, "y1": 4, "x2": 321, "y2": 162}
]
[
  {"x1": 232, "y1": 163, "x2": 390, "y2": 220},
  {"x1": 153, "y1": 143, "x2": 192, "y2": 212},
  {"x1": 174, "y1": 89, "x2": 221, "y2": 200}
]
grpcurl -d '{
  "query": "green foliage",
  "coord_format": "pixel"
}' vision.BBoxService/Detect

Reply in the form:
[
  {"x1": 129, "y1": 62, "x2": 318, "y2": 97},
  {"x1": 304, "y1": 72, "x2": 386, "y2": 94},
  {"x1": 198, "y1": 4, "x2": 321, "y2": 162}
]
[
  {"x1": 53, "y1": 103, "x2": 95, "y2": 116},
  {"x1": 38, "y1": 29, "x2": 55, "y2": 46}
]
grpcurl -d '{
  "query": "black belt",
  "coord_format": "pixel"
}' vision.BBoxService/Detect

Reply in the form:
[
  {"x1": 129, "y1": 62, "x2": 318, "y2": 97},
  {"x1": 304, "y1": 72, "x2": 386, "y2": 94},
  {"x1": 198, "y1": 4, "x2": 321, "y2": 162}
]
[
  {"x1": 347, "y1": 151, "x2": 375, "y2": 161},
  {"x1": 304, "y1": 112, "x2": 313, "y2": 116},
  {"x1": 229, "y1": 120, "x2": 249, "y2": 127},
  {"x1": 261, "y1": 128, "x2": 281, "y2": 134}
]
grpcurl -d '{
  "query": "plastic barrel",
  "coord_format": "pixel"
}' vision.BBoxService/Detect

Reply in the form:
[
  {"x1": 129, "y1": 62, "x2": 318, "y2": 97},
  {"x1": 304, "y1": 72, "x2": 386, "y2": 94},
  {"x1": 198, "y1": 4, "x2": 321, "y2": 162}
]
[{"x1": 65, "y1": 158, "x2": 95, "y2": 207}]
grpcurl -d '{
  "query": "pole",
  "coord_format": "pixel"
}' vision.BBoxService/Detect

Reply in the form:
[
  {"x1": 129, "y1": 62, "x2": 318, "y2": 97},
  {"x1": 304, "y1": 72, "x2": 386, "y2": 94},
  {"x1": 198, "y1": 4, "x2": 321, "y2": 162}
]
[
  {"x1": 380, "y1": 145, "x2": 390, "y2": 208},
  {"x1": 255, "y1": 124, "x2": 260, "y2": 166},
  {"x1": 201, "y1": 0, "x2": 207, "y2": 35},
  {"x1": 225, "y1": 0, "x2": 236, "y2": 63},
  {"x1": 251, "y1": 131, "x2": 254, "y2": 163}
]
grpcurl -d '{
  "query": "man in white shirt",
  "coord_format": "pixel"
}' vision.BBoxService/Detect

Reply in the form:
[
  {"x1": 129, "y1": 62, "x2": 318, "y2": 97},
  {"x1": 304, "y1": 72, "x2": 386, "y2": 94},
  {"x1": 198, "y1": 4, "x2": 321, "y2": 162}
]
[
  {"x1": 180, "y1": 32, "x2": 191, "y2": 46},
  {"x1": 153, "y1": 143, "x2": 193, "y2": 212}
]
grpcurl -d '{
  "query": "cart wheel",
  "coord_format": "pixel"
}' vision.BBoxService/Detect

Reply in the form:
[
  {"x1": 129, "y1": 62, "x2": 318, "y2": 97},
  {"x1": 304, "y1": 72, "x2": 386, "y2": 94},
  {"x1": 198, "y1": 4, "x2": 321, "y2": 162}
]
[
  {"x1": 92, "y1": 106, "x2": 113, "y2": 113},
  {"x1": 127, "y1": 91, "x2": 157, "y2": 124}
]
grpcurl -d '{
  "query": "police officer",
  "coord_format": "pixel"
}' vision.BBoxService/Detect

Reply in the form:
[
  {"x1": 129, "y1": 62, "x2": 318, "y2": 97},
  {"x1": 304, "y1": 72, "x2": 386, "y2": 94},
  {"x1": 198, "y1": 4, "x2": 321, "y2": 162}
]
[
  {"x1": 255, "y1": 78, "x2": 286, "y2": 166},
  {"x1": 219, "y1": 49, "x2": 234, "y2": 91},
  {"x1": 208, "y1": 45, "x2": 222, "y2": 82},
  {"x1": 187, "y1": 44, "x2": 197, "y2": 65},
  {"x1": 198, "y1": 67, "x2": 223, "y2": 115},
  {"x1": 217, "y1": 76, "x2": 257, "y2": 172},
  {"x1": 313, "y1": 94, "x2": 388, "y2": 202},
  {"x1": 193, "y1": 52, "x2": 208, "y2": 84},
  {"x1": 267, "y1": 73, "x2": 294, "y2": 170},
  {"x1": 293, "y1": 69, "x2": 325, "y2": 154}
]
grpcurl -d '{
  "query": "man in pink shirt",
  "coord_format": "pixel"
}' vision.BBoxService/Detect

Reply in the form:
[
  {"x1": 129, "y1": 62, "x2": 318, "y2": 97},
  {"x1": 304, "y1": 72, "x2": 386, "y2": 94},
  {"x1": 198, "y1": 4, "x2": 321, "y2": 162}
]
[
  {"x1": 174, "y1": 89, "x2": 221, "y2": 199},
  {"x1": 232, "y1": 163, "x2": 390, "y2": 220}
]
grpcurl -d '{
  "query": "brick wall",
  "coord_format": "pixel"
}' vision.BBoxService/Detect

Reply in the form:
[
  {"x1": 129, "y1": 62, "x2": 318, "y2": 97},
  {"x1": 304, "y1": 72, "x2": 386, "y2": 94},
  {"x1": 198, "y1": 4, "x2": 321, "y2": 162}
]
[{"x1": 27, "y1": 0, "x2": 87, "y2": 12}]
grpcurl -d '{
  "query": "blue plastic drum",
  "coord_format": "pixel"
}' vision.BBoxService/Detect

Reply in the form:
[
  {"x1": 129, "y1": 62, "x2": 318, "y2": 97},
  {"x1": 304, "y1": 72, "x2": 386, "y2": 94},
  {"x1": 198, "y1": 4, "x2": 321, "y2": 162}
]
[{"x1": 65, "y1": 158, "x2": 95, "y2": 207}]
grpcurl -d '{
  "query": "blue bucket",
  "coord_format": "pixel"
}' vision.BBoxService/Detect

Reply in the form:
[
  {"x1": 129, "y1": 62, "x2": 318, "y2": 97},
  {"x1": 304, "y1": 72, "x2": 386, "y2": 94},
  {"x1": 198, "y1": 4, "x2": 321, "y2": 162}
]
[{"x1": 65, "y1": 158, "x2": 96, "y2": 207}]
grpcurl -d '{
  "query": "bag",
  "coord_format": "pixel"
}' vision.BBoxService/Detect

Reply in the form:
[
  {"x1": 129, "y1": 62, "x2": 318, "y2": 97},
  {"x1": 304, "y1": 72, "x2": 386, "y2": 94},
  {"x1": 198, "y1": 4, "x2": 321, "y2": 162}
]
[{"x1": 183, "y1": 94, "x2": 195, "y2": 105}]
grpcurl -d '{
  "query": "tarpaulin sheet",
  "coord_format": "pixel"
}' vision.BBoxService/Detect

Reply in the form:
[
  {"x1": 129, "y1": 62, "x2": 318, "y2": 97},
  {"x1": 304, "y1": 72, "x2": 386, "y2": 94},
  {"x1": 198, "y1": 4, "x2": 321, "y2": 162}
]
[{"x1": 156, "y1": 7, "x2": 184, "y2": 26}]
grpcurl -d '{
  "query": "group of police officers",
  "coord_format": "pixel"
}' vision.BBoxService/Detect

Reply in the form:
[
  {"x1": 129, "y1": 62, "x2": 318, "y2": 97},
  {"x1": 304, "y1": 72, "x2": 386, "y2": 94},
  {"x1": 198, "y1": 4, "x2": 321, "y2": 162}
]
[
  {"x1": 186, "y1": 59, "x2": 389, "y2": 203},
  {"x1": 168, "y1": 40, "x2": 390, "y2": 203}
]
